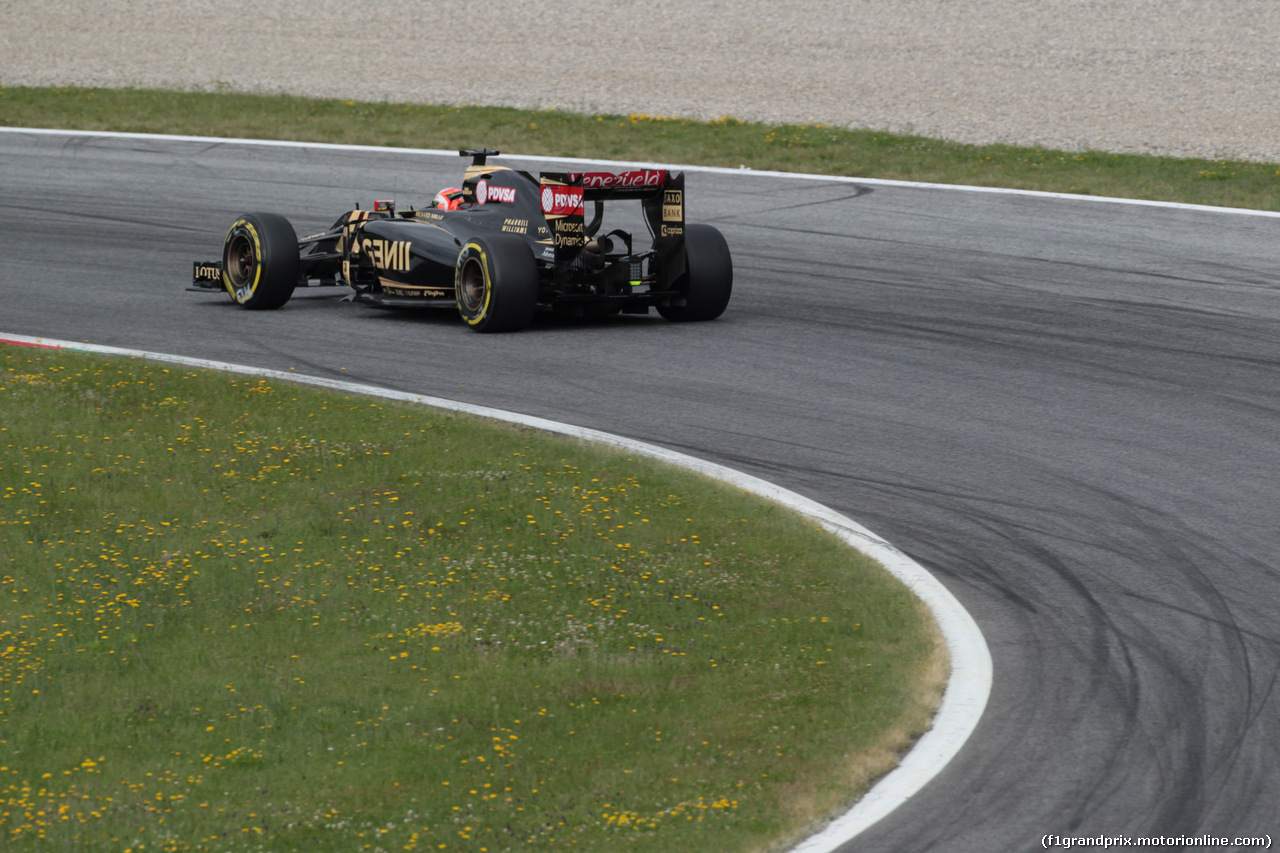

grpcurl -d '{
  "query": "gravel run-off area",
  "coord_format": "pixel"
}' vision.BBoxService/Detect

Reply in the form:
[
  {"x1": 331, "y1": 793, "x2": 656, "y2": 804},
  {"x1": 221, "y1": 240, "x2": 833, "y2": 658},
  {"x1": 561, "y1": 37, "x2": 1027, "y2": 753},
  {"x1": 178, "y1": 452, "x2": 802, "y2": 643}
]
[{"x1": 2, "y1": 1, "x2": 1279, "y2": 163}]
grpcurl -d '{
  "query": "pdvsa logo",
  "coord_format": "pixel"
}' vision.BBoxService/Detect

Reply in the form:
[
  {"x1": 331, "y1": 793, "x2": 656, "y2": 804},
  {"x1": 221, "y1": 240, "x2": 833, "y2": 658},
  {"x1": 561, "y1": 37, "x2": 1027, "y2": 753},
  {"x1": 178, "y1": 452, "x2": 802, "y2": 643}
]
[
  {"x1": 477, "y1": 180, "x2": 517, "y2": 205},
  {"x1": 540, "y1": 185, "x2": 584, "y2": 216}
]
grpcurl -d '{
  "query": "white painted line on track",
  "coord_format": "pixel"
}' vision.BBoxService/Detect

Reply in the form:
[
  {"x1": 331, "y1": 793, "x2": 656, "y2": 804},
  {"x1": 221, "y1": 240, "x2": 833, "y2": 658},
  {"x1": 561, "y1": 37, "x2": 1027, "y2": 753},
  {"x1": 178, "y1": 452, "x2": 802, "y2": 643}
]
[
  {"x1": 1, "y1": 331, "x2": 991, "y2": 850},
  {"x1": 5, "y1": 124, "x2": 1280, "y2": 219}
]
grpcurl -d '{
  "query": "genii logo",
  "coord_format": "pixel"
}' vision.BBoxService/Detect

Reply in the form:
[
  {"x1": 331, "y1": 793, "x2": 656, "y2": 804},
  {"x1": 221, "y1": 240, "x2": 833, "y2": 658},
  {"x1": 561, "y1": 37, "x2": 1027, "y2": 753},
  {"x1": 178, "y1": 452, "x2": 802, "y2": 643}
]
[
  {"x1": 540, "y1": 185, "x2": 584, "y2": 216},
  {"x1": 360, "y1": 238, "x2": 412, "y2": 272}
]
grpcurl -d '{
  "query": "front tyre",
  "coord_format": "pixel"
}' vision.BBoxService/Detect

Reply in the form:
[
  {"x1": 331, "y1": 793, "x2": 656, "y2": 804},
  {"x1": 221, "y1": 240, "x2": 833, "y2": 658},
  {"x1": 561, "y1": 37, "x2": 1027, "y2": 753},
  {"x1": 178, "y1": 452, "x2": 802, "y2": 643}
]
[
  {"x1": 221, "y1": 213, "x2": 299, "y2": 310},
  {"x1": 455, "y1": 234, "x2": 538, "y2": 333},
  {"x1": 657, "y1": 224, "x2": 733, "y2": 322}
]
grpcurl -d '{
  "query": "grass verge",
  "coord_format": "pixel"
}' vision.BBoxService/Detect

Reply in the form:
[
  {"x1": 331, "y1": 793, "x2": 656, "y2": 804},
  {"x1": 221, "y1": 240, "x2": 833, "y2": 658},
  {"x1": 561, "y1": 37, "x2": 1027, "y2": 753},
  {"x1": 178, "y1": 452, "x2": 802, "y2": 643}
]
[
  {"x1": 0, "y1": 344, "x2": 944, "y2": 852},
  {"x1": 2, "y1": 85, "x2": 1279, "y2": 211}
]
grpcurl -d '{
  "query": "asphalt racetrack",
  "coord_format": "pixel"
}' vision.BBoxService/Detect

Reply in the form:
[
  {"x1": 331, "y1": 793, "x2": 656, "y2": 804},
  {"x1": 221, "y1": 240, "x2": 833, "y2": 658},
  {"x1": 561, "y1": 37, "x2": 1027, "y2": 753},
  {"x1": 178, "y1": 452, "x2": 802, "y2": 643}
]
[{"x1": 4, "y1": 131, "x2": 1280, "y2": 850}]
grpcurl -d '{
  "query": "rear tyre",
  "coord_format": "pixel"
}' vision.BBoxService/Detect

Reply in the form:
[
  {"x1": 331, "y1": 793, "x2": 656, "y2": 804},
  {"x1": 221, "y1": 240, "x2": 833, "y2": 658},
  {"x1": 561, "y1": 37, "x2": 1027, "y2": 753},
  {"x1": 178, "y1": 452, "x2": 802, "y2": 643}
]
[
  {"x1": 657, "y1": 224, "x2": 733, "y2": 322},
  {"x1": 455, "y1": 234, "x2": 538, "y2": 332},
  {"x1": 221, "y1": 213, "x2": 299, "y2": 310}
]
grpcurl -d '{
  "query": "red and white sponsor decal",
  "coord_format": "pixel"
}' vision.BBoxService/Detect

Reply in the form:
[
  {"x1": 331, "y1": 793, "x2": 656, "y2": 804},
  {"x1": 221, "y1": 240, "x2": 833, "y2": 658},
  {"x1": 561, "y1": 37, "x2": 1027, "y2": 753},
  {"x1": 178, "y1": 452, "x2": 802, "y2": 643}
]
[
  {"x1": 540, "y1": 185, "x2": 584, "y2": 216},
  {"x1": 570, "y1": 170, "x2": 667, "y2": 189},
  {"x1": 476, "y1": 179, "x2": 517, "y2": 205}
]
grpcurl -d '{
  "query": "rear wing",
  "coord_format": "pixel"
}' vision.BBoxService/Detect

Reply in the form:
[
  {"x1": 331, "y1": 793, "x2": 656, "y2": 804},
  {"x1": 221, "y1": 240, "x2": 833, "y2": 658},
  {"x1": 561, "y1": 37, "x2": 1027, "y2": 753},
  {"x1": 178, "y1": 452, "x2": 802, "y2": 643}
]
[{"x1": 538, "y1": 170, "x2": 686, "y2": 278}]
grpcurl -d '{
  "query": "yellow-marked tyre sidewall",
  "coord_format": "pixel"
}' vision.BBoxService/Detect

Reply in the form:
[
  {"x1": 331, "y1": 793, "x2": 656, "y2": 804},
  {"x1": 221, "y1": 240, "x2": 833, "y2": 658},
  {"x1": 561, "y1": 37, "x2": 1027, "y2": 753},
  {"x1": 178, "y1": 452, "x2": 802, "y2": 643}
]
[
  {"x1": 455, "y1": 243, "x2": 493, "y2": 327},
  {"x1": 453, "y1": 235, "x2": 538, "y2": 333},
  {"x1": 219, "y1": 212, "x2": 299, "y2": 311},
  {"x1": 222, "y1": 219, "x2": 263, "y2": 304}
]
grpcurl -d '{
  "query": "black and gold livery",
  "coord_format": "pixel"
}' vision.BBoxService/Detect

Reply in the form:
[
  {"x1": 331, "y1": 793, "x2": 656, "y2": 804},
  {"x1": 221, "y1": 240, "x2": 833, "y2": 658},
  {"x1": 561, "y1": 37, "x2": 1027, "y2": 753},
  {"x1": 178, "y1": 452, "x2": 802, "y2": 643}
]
[{"x1": 190, "y1": 149, "x2": 732, "y2": 332}]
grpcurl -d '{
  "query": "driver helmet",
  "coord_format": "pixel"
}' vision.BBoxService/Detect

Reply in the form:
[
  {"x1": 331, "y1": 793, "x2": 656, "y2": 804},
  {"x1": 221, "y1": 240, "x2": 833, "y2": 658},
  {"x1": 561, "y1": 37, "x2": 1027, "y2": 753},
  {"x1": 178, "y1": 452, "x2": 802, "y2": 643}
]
[{"x1": 433, "y1": 187, "x2": 465, "y2": 210}]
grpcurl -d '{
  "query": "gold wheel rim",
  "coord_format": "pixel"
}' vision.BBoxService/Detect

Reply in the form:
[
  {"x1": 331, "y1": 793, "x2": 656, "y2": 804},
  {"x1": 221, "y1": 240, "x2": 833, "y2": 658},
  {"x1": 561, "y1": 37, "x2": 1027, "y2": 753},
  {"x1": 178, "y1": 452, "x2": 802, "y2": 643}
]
[
  {"x1": 226, "y1": 232, "x2": 256, "y2": 292},
  {"x1": 458, "y1": 256, "x2": 487, "y2": 314}
]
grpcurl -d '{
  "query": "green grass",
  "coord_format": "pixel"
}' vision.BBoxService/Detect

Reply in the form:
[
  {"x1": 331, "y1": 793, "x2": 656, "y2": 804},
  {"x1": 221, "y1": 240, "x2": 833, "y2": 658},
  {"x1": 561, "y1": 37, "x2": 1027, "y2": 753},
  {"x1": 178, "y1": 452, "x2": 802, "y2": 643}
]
[
  {"x1": 3, "y1": 85, "x2": 1279, "y2": 210},
  {"x1": 0, "y1": 344, "x2": 944, "y2": 852}
]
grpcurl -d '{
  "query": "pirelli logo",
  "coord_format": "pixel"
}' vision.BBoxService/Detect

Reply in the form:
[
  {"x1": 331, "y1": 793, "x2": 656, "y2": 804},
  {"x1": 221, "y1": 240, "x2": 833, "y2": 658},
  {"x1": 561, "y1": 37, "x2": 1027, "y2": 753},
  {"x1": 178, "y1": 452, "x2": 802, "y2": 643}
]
[{"x1": 360, "y1": 238, "x2": 412, "y2": 272}]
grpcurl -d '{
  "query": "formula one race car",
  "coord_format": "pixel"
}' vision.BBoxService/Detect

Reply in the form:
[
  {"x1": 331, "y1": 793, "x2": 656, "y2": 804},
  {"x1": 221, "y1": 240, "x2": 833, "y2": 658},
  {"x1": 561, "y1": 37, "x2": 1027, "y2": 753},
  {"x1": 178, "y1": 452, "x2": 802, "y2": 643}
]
[{"x1": 190, "y1": 149, "x2": 732, "y2": 332}]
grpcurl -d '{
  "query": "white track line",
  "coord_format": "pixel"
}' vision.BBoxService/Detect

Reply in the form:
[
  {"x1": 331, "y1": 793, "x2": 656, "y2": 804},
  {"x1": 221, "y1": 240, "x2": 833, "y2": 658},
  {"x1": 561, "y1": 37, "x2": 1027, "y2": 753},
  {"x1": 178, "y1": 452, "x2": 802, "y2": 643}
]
[{"x1": 5, "y1": 124, "x2": 1279, "y2": 218}]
